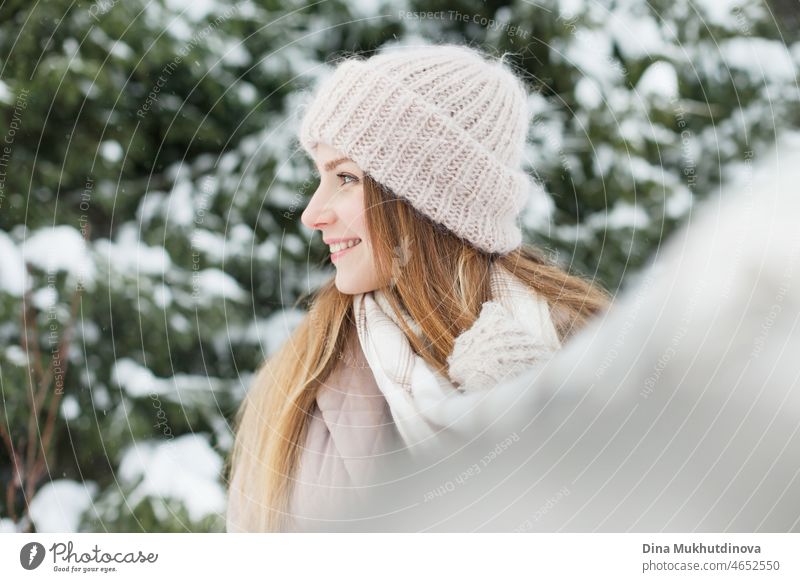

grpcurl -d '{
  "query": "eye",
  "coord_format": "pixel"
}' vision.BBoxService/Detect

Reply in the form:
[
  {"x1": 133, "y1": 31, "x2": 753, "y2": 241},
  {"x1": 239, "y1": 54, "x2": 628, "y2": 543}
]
[{"x1": 337, "y1": 173, "x2": 358, "y2": 186}]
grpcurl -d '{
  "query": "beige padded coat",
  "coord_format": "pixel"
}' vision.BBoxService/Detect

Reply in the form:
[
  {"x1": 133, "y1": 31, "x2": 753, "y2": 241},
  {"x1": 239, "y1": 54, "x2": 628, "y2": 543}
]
[{"x1": 226, "y1": 332, "x2": 402, "y2": 532}]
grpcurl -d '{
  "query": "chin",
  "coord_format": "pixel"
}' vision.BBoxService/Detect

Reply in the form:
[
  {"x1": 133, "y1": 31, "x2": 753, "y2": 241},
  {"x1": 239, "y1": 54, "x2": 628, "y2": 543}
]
[
  {"x1": 334, "y1": 274, "x2": 361, "y2": 295},
  {"x1": 334, "y1": 272, "x2": 379, "y2": 295}
]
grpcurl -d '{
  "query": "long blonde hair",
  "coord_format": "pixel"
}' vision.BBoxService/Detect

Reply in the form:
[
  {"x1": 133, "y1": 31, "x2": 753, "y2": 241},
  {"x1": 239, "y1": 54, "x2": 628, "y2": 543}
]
[{"x1": 226, "y1": 174, "x2": 612, "y2": 530}]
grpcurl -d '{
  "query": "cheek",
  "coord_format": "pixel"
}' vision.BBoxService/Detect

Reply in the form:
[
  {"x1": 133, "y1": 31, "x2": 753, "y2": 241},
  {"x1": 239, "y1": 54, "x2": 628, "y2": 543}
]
[{"x1": 341, "y1": 195, "x2": 368, "y2": 238}]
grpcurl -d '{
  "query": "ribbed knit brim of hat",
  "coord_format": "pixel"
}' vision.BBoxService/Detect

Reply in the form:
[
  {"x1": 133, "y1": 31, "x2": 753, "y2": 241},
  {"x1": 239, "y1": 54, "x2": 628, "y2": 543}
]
[{"x1": 297, "y1": 43, "x2": 539, "y2": 255}]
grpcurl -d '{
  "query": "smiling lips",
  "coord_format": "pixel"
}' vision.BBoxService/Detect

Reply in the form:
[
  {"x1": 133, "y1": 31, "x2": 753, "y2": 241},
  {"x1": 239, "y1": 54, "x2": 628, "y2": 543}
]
[{"x1": 329, "y1": 238, "x2": 362, "y2": 262}]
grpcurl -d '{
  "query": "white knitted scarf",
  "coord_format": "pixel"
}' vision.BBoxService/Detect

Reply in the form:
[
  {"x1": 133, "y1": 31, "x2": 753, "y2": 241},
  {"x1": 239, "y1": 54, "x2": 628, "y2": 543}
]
[{"x1": 353, "y1": 263, "x2": 562, "y2": 453}]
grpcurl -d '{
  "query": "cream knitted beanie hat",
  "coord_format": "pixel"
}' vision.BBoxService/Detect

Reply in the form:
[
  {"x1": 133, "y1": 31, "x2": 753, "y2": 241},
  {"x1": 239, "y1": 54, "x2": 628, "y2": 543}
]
[{"x1": 298, "y1": 43, "x2": 537, "y2": 255}]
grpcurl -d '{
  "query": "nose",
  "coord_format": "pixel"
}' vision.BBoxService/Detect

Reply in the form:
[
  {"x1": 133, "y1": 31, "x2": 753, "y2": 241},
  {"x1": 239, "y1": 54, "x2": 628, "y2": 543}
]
[{"x1": 300, "y1": 185, "x2": 334, "y2": 231}]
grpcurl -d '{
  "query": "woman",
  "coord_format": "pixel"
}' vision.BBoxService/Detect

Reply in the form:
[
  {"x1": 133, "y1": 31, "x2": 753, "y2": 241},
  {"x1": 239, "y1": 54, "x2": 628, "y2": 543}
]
[{"x1": 226, "y1": 43, "x2": 611, "y2": 532}]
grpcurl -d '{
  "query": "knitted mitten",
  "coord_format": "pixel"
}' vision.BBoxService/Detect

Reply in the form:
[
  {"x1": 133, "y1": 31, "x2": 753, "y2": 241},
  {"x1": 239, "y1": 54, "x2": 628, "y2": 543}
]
[{"x1": 447, "y1": 301, "x2": 557, "y2": 392}]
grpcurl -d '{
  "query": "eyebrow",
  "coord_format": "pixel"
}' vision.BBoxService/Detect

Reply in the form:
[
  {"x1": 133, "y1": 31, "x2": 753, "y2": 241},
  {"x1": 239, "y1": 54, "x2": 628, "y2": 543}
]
[{"x1": 322, "y1": 157, "x2": 354, "y2": 172}]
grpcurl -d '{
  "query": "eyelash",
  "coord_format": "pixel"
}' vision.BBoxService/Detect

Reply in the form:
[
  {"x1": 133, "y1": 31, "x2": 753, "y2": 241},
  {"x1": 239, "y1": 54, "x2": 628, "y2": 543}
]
[{"x1": 337, "y1": 173, "x2": 358, "y2": 185}]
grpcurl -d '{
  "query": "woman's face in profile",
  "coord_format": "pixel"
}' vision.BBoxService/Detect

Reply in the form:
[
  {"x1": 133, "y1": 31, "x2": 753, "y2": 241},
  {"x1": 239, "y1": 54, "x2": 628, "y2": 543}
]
[{"x1": 301, "y1": 142, "x2": 382, "y2": 295}]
